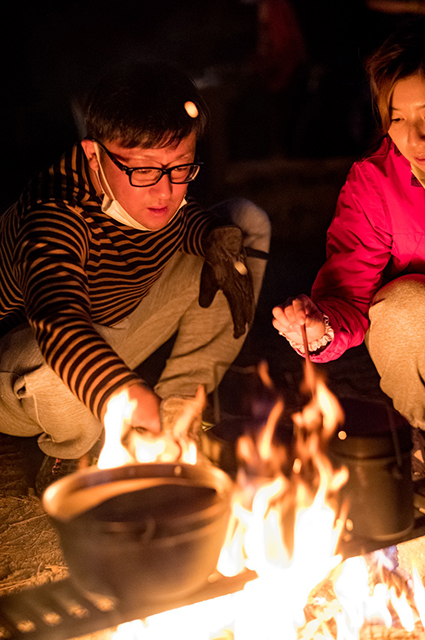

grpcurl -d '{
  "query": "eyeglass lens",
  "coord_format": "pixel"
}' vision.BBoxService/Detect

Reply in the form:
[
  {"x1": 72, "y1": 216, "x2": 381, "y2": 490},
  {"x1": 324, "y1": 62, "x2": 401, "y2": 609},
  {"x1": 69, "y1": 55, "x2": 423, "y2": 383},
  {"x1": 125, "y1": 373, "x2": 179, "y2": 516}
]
[{"x1": 130, "y1": 164, "x2": 199, "y2": 186}]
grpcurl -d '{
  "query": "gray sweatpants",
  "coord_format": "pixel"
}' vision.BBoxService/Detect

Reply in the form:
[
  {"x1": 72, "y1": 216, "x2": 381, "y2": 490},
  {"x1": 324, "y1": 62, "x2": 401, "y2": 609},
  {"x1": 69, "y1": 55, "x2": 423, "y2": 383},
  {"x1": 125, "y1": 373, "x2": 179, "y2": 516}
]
[
  {"x1": 367, "y1": 274, "x2": 425, "y2": 430},
  {"x1": 0, "y1": 199, "x2": 270, "y2": 458}
]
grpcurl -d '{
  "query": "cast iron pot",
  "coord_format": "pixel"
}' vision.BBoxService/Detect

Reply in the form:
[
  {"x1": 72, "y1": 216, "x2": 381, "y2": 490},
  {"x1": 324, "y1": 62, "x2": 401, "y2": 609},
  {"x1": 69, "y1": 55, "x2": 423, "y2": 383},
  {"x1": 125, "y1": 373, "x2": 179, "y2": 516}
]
[{"x1": 43, "y1": 462, "x2": 233, "y2": 606}]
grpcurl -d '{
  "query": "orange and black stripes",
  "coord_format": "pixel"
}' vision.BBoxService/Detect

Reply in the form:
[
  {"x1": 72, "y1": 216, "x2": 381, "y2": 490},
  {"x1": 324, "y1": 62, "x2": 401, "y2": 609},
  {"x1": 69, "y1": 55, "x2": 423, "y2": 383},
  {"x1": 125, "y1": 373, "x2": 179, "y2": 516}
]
[{"x1": 0, "y1": 143, "x2": 214, "y2": 419}]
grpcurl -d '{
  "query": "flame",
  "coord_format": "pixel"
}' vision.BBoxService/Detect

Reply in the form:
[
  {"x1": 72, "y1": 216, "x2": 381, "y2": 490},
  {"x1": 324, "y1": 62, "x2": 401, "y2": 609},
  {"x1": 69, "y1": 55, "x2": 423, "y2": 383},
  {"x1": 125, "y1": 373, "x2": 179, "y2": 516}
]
[
  {"x1": 99, "y1": 364, "x2": 425, "y2": 639},
  {"x1": 413, "y1": 566, "x2": 425, "y2": 629},
  {"x1": 112, "y1": 595, "x2": 241, "y2": 640},
  {"x1": 98, "y1": 390, "x2": 136, "y2": 469},
  {"x1": 212, "y1": 366, "x2": 348, "y2": 639},
  {"x1": 310, "y1": 552, "x2": 425, "y2": 639},
  {"x1": 98, "y1": 387, "x2": 205, "y2": 469}
]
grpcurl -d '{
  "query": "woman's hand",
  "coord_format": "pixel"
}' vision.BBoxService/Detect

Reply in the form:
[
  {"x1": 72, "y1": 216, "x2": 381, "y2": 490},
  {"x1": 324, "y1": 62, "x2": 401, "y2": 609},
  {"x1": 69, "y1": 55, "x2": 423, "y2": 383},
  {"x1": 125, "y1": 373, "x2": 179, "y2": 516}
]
[{"x1": 272, "y1": 294, "x2": 326, "y2": 345}]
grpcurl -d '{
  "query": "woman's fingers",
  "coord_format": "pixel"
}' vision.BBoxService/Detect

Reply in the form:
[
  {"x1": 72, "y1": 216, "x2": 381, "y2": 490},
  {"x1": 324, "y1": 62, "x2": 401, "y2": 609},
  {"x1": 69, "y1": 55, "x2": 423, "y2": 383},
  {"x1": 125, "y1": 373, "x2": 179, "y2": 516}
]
[{"x1": 272, "y1": 295, "x2": 326, "y2": 343}]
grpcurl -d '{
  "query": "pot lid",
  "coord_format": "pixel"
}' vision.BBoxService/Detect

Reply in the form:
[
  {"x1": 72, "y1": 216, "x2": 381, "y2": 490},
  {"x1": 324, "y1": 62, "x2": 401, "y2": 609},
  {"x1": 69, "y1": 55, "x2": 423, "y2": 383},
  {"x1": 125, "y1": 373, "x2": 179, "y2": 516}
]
[{"x1": 328, "y1": 397, "x2": 412, "y2": 459}]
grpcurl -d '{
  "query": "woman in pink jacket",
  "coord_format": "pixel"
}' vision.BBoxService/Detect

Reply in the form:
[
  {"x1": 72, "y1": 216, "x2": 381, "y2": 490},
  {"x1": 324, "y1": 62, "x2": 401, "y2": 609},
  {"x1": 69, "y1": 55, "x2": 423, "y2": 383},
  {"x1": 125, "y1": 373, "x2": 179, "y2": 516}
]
[{"x1": 272, "y1": 20, "x2": 425, "y2": 431}]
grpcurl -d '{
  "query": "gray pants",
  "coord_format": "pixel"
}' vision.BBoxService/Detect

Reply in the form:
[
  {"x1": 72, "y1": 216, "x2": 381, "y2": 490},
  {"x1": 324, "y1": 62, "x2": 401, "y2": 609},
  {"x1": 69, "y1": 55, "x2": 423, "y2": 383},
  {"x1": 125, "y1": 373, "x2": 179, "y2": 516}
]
[
  {"x1": 367, "y1": 274, "x2": 425, "y2": 429},
  {"x1": 0, "y1": 199, "x2": 270, "y2": 458}
]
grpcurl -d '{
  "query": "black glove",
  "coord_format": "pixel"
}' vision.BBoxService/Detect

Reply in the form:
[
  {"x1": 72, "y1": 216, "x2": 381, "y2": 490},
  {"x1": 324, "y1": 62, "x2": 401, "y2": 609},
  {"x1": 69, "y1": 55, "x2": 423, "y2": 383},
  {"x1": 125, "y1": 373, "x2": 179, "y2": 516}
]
[{"x1": 199, "y1": 226, "x2": 254, "y2": 339}]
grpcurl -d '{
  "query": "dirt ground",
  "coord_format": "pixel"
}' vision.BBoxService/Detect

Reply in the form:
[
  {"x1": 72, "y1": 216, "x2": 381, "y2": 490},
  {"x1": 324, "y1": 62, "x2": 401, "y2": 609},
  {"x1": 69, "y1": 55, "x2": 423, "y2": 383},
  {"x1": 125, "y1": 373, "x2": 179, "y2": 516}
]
[{"x1": 0, "y1": 434, "x2": 68, "y2": 597}]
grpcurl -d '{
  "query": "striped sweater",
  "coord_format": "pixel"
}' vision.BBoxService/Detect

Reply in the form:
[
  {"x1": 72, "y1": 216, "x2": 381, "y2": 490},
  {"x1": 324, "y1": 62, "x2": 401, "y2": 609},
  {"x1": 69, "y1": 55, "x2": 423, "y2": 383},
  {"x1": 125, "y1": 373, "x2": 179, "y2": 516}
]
[{"x1": 0, "y1": 143, "x2": 215, "y2": 419}]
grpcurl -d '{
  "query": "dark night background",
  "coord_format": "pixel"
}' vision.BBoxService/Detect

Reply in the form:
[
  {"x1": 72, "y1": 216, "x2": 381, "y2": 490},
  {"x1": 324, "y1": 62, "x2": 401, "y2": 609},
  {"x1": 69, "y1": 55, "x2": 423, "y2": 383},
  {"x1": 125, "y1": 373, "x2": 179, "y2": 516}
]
[
  {"x1": 2, "y1": 0, "x2": 423, "y2": 406},
  {"x1": 1, "y1": 0, "x2": 409, "y2": 210}
]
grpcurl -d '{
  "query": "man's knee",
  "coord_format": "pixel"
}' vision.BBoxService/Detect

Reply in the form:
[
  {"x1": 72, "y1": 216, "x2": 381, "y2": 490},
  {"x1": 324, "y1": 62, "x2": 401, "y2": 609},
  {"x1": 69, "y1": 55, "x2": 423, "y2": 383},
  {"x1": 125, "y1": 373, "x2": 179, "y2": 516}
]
[
  {"x1": 212, "y1": 198, "x2": 271, "y2": 252},
  {"x1": 0, "y1": 325, "x2": 43, "y2": 373},
  {"x1": 0, "y1": 371, "x2": 42, "y2": 436},
  {"x1": 232, "y1": 199, "x2": 271, "y2": 252}
]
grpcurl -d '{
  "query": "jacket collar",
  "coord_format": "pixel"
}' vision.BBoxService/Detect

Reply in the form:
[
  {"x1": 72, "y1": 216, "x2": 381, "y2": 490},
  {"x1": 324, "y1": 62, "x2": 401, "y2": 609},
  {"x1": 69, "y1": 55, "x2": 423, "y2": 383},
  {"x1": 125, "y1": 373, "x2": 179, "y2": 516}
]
[
  {"x1": 390, "y1": 138, "x2": 424, "y2": 188},
  {"x1": 412, "y1": 174, "x2": 422, "y2": 188}
]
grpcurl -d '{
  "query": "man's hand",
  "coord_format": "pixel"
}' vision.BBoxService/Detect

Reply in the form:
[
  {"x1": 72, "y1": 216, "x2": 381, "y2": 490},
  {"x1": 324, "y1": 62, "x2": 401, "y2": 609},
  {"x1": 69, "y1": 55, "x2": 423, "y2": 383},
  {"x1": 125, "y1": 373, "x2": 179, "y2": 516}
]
[
  {"x1": 199, "y1": 226, "x2": 254, "y2": 339},
  {"x1": 272, "y1": 294, "x2": 326, "y2": 345},
  {"x1": 126, "y1": 383, "x2": 161, "y2": 434}
]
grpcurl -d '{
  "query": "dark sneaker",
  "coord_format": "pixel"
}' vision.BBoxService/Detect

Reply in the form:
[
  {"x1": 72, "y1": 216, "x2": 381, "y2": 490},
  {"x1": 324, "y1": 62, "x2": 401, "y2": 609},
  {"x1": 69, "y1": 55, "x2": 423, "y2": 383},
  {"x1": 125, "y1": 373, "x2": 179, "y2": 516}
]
[
  {"x1": 35, "y1": 456, "x2": 81, "y2": 497},
  {"x1": 35, "y1": 435, "x2": 104, "y2": 497},
  {"x1": 35, "y1": 448, "x2": 101, "y2": 498}
]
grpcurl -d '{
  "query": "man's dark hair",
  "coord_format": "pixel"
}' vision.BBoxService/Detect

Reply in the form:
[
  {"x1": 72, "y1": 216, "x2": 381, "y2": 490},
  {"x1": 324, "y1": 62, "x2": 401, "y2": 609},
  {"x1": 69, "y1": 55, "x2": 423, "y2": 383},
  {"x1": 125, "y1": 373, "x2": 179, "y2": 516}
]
[{"x1": 84, "y1": 60, "x2": 209, "y2": 148}]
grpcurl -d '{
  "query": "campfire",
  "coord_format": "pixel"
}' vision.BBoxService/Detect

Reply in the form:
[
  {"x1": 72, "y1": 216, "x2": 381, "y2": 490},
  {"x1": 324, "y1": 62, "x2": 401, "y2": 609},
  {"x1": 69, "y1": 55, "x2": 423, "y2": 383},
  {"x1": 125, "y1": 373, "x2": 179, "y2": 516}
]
[{"x1": 26, "y1": 362, "x2": 425, "y2": 638}]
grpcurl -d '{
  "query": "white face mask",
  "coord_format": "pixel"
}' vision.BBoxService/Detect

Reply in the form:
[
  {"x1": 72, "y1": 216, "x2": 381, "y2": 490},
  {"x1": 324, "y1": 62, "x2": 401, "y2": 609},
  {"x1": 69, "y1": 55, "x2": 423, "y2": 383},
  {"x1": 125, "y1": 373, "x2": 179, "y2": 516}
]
[
  {"x1": 93, "y1": 143, "x2": 186, "y2": 231},
  {"x1": 93, "y1": 143, "x2": 154, "y2": 230}
]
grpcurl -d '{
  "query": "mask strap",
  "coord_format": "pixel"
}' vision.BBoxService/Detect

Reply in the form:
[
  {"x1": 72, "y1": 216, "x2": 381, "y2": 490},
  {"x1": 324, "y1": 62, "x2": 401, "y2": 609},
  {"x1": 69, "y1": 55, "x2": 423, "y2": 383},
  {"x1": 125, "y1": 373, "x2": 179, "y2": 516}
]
[{"x1": 93, "y1": 142, "x2": 114, "y2": 200}]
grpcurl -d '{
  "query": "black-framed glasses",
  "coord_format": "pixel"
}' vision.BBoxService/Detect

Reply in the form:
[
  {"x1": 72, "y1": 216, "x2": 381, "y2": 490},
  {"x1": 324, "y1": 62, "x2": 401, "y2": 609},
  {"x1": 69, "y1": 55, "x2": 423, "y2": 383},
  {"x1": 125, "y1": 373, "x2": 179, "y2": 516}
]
[{"x1": 93, "y1": 139, "x2": 202, "y2": 187}]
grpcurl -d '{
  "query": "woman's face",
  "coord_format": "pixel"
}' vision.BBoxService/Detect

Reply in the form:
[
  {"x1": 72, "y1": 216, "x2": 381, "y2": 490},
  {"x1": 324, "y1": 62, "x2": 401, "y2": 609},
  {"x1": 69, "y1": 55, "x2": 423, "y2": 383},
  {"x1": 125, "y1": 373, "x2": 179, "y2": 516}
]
[{"x1": 388, "y1": 73, "x2": 425, "y2": 171}]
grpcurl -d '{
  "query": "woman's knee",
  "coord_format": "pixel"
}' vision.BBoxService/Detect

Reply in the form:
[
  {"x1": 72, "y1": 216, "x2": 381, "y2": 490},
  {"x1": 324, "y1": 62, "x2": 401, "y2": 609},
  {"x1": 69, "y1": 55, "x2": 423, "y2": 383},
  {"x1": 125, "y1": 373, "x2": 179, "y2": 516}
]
[
  {"x1": 370, "y1": 274, "x2": 425, "y2": 329},
  {"x1": 368, "y1": 274, "x2": 425, "y2": 373},
  {"x1": 372, "y1": 274, "x2": 425, "y2": 306}
]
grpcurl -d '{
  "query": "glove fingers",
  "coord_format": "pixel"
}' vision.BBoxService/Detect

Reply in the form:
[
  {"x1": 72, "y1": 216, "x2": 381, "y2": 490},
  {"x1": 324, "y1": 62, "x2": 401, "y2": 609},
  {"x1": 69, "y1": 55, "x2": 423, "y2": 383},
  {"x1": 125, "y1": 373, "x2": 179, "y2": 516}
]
[
  {"x1": 222, "y1": 288, "x2": 244, "y2": 338},
  {"x1": 199, "y1": 262, "x2": 219, "y2": 308},
  {"x1": 201, "y1": 224, "x2": 256, "y2": 338},
  {"x1": 224, "y1": 272, "x2": 255, "y2": 338}
]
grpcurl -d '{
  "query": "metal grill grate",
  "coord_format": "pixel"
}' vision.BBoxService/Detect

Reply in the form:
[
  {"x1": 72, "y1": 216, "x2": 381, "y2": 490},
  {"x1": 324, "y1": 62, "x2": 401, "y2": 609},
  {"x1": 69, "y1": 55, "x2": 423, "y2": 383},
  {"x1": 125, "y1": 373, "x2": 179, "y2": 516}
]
[
  {"x1": 0, "y1": 578, "x2": 120, "y2": 640},
  {"x1": 0, "y1": 571, "x2": 258, "y2": 640}
]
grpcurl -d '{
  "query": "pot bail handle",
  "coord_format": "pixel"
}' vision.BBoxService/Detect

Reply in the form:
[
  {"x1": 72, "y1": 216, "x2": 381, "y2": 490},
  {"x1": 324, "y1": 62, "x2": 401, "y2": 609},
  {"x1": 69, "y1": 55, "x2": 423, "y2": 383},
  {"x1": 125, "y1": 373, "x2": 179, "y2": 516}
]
[{"x1": 387, "y1": 404, "x2": 404, "y2": 471}]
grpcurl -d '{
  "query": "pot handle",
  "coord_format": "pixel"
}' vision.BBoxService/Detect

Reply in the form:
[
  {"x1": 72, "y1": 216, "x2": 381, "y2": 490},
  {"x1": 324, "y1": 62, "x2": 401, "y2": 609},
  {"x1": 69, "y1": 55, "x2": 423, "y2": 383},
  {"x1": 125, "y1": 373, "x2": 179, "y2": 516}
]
[{"x1": 387, "y1": 405, "x2": 403, "y2": 470}]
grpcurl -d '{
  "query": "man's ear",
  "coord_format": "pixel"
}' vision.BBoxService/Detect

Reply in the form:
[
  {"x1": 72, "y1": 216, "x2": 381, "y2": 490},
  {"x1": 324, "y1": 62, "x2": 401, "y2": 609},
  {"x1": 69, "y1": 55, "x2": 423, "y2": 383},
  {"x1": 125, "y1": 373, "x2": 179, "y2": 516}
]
[{"x1": 81, "y1": 139, "x2": 99, "y2": 171}]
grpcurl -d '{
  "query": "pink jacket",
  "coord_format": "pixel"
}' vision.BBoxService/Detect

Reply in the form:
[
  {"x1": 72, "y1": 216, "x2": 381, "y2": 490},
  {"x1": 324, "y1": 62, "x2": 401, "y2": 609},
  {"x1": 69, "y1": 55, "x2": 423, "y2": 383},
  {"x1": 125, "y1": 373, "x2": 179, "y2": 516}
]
[{"x1": 311, "y1": 136, "x2": 425, "y2": 362}]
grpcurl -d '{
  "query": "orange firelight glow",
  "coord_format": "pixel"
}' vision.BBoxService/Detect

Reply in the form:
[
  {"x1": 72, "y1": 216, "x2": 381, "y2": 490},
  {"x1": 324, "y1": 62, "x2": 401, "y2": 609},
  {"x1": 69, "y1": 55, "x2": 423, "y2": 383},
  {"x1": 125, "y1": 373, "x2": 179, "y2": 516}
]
[
  {"x1": 98, "y1": 387, "x2": 205, "y2": 469},
  {"x1": 99, "y1": 366, "x2": 425, "y2": 639}
]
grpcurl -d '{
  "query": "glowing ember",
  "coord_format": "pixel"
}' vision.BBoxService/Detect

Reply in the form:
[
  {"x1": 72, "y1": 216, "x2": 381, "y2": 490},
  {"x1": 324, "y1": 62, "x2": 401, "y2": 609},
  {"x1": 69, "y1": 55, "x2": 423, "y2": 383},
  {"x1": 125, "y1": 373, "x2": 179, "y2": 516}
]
[{"x1": 300, "y1": 550, "x2": 425, "y2": 639}]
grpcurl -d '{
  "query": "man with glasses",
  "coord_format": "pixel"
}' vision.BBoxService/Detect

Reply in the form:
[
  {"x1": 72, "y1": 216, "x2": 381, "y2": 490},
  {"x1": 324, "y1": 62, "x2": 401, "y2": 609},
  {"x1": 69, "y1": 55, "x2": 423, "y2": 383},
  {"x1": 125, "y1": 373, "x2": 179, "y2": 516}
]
[{"x1": 0, "y1": 60, "x2": 270, "y2": 494}]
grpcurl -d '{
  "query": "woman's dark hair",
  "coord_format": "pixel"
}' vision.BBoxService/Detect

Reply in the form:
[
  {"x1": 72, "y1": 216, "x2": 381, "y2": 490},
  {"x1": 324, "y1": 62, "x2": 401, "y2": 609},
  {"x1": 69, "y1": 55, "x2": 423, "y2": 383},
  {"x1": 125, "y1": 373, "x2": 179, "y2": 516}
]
[
  {"x1": 366, "y1": 18, "x2": 425, "y2": 134},
  {"x1": 84, "y1": 59, "x2": 209, "y2": 147}
]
